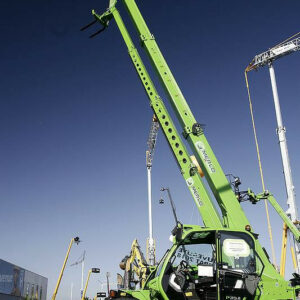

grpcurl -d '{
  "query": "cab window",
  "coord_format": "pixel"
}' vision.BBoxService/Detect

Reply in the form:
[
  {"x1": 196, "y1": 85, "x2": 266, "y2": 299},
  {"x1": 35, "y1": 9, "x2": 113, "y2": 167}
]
[
  {"x1": 172, "y1": 243, "x2": 214, "y2": 268},
  {"x1": 219, "y1": 231, "x2": 263, "y2": 274}
]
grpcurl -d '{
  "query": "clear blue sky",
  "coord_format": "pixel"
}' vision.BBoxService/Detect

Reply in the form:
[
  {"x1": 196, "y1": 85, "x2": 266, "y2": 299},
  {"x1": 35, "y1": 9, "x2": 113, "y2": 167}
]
[{"x1": 1, "y1": 0, "x2": 299, "y2": 299}]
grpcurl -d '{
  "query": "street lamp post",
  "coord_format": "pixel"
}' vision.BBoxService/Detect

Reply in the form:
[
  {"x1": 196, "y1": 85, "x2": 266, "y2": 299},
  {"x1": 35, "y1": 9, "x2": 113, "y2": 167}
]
[
  {"x1": 81, "y1": 268, "x2": 100, "y2": 300},
  {"x1": 106, "y1": 272, "x2": 110, "y2": 296}
]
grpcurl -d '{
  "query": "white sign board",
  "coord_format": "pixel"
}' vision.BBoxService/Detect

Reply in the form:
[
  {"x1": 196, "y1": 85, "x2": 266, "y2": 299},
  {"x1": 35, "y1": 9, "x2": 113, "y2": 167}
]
[
  {"x1": 223, "y1": 239, "x2": 250, "y2": 258},
  {"x1": 271, "y1": 43, "x2": 296, "y2": 56}
]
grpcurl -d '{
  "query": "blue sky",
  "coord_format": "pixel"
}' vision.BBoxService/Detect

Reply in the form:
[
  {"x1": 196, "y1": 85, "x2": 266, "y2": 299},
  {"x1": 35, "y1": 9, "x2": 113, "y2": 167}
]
[{"x1": 1, "y1": 0, "x2": 300, "y2": 299}]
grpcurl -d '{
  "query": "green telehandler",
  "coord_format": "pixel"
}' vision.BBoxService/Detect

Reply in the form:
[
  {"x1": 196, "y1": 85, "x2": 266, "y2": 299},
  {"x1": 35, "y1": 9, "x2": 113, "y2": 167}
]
[{"x1": 81, "y1": 0, "x2": 300, "y2": 299}]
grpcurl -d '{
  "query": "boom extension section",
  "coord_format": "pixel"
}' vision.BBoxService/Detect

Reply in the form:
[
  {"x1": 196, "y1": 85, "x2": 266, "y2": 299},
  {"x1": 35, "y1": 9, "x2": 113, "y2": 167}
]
[
  {"x1": 246, "y1": 36, "x2": 300, "y2": 71},
  {"x1": 244, "y1": 190, "x2": 300, "y2": 242},
  {"x1": 88, "y1": 2, "x2": 251, "y2": 230},
  {"x1": 87, "y1": 7, "x2": 223, "y2": 229}
]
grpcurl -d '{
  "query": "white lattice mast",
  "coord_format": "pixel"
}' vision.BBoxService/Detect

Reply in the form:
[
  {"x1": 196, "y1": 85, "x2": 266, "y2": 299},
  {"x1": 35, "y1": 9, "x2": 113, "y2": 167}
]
[
  {"x1": 70, "y1": 250, "x2": 86, "y2": 297},
  {"x1": 247, "y1": 36, "x2": 300, "y2": 71},
  {"x1": 247, "y1": 33, "x2": 300, "y2": 274},
  {"x1": 146, "y1": 116, "x2": 159, "y2": 266}
]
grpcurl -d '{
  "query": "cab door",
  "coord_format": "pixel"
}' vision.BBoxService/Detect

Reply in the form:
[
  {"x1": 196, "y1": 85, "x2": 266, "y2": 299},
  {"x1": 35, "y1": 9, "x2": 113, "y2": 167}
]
[{"x1": 216, "y1": 231, "x2": 262, "y2": 300}]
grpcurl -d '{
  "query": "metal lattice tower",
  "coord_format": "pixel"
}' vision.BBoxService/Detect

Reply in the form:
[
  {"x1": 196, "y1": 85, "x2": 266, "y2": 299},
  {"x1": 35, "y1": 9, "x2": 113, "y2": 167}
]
[
  {"x1": 247, "y1": 36, "x2": 300, "y2": 71},
  {"x1": 146, "y1": 116, "x2": 159, "y2": 168},
  {"x1": 70, "y1": 250, "x2": 86, "y2": 298},
  {"x1": 146, "y1": 116, "x2": 159, "y2": 266}
]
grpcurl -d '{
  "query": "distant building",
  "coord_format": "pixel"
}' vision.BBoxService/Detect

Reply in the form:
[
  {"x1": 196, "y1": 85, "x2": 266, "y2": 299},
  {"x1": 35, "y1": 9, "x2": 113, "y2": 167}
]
[{"x1": 0, "y1": 259, "x2": 47, "y2": 300}]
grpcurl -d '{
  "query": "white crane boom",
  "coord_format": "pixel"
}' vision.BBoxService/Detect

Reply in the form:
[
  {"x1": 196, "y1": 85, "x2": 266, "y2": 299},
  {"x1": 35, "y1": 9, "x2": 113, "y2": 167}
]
[
  {"x1": 247, "y1": 36, "x2": 300, "y2": 71},
  {"x1": 247, "y1": 32, "x2": 300, "y2": 274}
]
